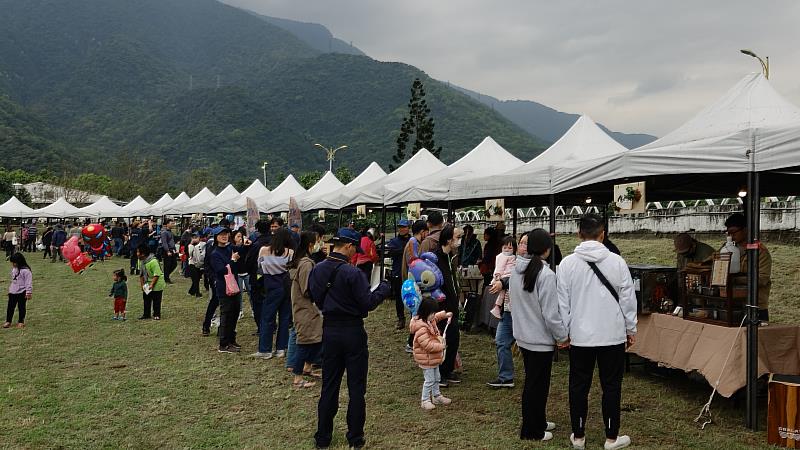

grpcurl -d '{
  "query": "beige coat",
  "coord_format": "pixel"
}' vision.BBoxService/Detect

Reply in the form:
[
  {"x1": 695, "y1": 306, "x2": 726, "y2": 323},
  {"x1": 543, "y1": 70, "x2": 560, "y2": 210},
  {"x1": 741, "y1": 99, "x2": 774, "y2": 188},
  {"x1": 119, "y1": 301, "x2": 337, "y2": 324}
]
[{"x1": 289, "y1": 256, "x2": 322, "y2": 345}]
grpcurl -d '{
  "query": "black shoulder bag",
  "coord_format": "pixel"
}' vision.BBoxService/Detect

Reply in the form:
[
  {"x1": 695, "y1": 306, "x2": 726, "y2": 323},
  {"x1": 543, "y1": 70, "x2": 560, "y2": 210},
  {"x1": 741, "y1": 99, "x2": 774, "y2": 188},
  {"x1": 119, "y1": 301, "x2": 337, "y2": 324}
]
[{"x1": 587, "y1": 261, "x2": 619, "y2": 303}]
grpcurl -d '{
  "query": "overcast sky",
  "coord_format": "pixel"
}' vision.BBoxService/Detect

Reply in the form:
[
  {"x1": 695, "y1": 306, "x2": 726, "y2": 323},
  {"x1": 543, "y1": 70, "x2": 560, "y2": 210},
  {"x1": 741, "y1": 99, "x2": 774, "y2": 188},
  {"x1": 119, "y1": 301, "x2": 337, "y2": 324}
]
[{"x1": 224, "y1": 0, "x2": 800, "y2": 136}]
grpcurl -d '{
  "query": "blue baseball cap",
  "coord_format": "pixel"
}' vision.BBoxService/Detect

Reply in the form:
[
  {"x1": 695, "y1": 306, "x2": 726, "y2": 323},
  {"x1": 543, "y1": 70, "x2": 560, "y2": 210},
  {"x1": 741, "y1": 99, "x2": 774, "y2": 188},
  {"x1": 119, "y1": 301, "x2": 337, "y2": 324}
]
[
  {"x1": 332, "y1": 227, "x2": 364, "y2": 253},
  {"x1": 212, "y1": 226, "x2": 230, "y2": 237},
  {"x1": 398, "y1": 219, "x2": 410, "y2": 227}
]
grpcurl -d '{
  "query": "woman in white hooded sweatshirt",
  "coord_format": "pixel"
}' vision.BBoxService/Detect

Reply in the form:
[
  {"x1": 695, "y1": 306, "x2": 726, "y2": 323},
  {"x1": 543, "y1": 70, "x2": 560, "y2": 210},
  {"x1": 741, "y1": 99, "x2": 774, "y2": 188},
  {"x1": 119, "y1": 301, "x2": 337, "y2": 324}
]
[
  {"x1": 510, "y1": 229, "x2": 569, "y2": 442},
  {"x1": 557, "y1": 214, "x2": 637, "y2": 450}
]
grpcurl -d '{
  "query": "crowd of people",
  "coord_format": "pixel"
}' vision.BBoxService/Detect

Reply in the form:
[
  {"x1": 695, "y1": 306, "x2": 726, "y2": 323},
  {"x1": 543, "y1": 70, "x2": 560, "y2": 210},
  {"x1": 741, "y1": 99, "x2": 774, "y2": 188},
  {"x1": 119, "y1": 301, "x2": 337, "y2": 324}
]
[{"x1": 1, "y1": 208, "x2": 773, "y2": 449}]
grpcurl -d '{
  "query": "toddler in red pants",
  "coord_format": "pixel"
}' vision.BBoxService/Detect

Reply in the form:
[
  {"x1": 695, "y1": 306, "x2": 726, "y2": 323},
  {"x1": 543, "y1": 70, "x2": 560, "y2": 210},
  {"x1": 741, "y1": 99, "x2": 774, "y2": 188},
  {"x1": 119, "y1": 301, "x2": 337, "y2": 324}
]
[{"x1": 109, "y1": 269, "x2": 128, "y2": 320}]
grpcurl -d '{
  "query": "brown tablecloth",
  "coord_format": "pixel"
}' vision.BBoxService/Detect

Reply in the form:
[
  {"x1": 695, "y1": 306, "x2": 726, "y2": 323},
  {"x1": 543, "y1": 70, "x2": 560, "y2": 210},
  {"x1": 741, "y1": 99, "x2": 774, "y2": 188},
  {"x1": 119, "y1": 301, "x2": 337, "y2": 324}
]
[{"x1": 630, "y1": 313, "x2": 800, "y2": 397}]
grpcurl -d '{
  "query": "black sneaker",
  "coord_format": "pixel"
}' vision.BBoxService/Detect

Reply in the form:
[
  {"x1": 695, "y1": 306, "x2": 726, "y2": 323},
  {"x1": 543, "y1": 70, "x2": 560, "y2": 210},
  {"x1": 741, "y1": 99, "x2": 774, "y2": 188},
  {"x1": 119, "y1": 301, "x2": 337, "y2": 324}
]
[
  {"x1": 438, "y1": 380, "x2": 449, "y2": 388},
  {"x1": 202, "y1": 329, "x2": 210, "y2": 337},
  {"x1": 218, "y1": 345, "x2": 239, "y2": 353},
  {"x1": 230, "y1": 342, "x2": 242, "y2": 349},
  {"x1": 395, "y1": 319, "x2": 405, "y2": 330},
  {"x1": 445, "y1": 373, "x2": 462, "y2": 384},
  {"x1": 486, "y1": 378, "x2": 514, "y2": 388},
  {"x1": 349, "y1": 437, "x2": 365, "y2": 449}
]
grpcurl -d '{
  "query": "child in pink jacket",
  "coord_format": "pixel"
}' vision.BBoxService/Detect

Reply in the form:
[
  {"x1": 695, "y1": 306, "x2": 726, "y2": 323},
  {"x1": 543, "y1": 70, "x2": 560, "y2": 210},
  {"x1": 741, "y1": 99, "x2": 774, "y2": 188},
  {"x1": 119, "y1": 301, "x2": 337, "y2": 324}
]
[
  {"x1": 490, "y1": 236, "x2": 517, "y2": 319},
  {"x1": 410, "y1": 297, "x2": 453, "y2": 411}
]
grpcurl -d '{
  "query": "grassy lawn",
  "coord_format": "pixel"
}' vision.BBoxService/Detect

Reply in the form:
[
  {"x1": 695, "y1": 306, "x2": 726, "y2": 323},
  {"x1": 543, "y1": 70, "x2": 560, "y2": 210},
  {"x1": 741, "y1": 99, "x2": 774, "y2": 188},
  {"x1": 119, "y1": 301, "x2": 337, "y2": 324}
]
[{"x1": 0, "y1": 236, "x2": 794, "y2": 449}]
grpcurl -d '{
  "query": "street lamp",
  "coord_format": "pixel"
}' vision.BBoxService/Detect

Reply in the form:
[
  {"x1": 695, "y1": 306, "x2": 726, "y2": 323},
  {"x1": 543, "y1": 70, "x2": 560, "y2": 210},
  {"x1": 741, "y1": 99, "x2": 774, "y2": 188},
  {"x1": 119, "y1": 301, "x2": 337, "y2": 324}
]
[
  {"x1": 262, "y1": 161, "x2": 268, "y2": 188},
  {"x1": 740, "y1": 49, "x2": 769, "y2": 79},
  {"x1": 314, "y1": 144, "x2": 348, "y2": 172}
]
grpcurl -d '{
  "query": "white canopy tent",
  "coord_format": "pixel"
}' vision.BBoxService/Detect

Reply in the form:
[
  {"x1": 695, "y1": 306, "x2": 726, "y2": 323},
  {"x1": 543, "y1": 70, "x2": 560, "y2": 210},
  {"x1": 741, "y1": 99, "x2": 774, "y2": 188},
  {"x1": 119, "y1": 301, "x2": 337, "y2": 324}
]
[
  {"x1": 256, "y1": 175, "x2": 305, "y2": 213},
  {"x1": 0, "y1": 196, "x2": 35, "y2": 218},
  {"x1": 449, "y1": 115, "x2": 628, "y2": 200},
  {"x1": 202, "y1": 184, "x2": 240, "y2": 214},
  {"x1": 384, "y1": 137, "x2": 525, "y2": 205},
  {"x1": 78, "y1": 196, "x2": 128, "y2": 218},
  {"x1": 340, "y1": 149, "x2": 446, "y2": 207},
  {"x1": 208, "y1": 179, "x2": 270, "y2": 213},
  {"x1": 138, "y1": 193, "x2": 174, "y2": 217},
  {"x1": 553, "y1": 73, "x2": 800, "y2": 194},
  {"x1": 266, "y1": 172, "x2": 343, "y2": 213},
  {"x1": 166, "y1": 188, "x2": 215, "y2": 215},
  {"x1": 302, "y1": 163, "x2": 387, "y2": 211},
  {"x1": 121, "y1": 196, "x2": 150, "y2": 217},
  {"x1": 28, "y1": 197, "x2": 83, "y2": 219}
]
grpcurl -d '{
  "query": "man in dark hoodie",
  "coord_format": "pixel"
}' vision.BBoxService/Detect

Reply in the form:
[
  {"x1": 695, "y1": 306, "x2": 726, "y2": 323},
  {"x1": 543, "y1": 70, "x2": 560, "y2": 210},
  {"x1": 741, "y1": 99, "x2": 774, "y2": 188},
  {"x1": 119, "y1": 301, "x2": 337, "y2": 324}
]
[
  {"x1": 51, "y1": 224, "x2": 67, "y2": 262},
  {"x1": 418, "y1": 210, "x2": 444, "y2": 255},
  {"x1": 160, "y1": 219, "x2": 177, "y2": 283},
  {"x1": 244, "y1": 219, "x2": 271, "y2": 334}
]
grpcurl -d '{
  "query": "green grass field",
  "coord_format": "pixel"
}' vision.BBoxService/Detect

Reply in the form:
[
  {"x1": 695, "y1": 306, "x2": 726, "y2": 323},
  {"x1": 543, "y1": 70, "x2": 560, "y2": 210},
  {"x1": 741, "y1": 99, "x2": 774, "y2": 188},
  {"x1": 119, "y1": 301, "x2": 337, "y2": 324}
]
[{"x1": 0, "y1": 236, "x2": 795, "y2": 449}]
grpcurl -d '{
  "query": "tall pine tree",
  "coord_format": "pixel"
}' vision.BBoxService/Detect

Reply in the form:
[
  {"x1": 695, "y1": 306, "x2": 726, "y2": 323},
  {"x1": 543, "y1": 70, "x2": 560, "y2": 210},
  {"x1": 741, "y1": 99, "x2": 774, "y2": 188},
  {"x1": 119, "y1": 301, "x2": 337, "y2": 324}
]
[{"x1": 390, "y1": 78, "x2": 442, "y2": 171}]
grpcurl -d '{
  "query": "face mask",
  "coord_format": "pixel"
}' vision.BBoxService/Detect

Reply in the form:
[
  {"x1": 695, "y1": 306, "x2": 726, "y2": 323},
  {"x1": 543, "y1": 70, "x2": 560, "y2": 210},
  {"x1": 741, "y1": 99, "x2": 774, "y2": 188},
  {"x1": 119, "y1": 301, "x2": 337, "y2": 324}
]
[
  {"x1": 312, "y1": 242, "x2": 322, "y2": 253},
  {"x1": 454, "y1": 239, "x2": 462, "y2": 248},
  {"x1": 502, "y1": 250, "x2": 513, "y2": 256},
  {"x1": 517, "y1": 243, "x2": 527, "y2": 256}
]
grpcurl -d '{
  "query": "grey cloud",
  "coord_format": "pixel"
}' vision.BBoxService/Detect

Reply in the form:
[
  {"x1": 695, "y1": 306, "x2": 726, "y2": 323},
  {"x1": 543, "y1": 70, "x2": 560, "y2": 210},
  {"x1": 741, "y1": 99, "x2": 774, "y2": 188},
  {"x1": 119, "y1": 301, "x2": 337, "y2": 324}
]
[{"x1": 222, "y1": 0, "x2": 800, "y2": 136}]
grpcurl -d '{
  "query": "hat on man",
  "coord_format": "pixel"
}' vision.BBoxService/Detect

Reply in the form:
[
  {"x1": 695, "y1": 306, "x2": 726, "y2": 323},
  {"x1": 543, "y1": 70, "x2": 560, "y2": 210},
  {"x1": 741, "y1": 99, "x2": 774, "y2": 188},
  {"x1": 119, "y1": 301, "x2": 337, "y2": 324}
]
[
  {"x1": 398, "y1": 219, "x2": 410, "y2": 227},
  {"x1": 212, "y1": 226, "x2": 230, "y2": 237},
  {"x1": 332, "y1": 227, "x2": 364, "y2": 253},
  {"x1": 674, "y1": 233, "x2": 694, "y2": 254}
]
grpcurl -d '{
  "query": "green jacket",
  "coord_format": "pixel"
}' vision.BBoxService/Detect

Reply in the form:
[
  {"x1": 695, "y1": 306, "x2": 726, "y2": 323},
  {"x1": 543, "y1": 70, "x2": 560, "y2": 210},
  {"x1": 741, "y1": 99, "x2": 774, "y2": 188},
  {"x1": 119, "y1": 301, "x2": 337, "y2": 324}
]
[{"x1": 140, "y1": 255, "x2": 165, "y2": 292}]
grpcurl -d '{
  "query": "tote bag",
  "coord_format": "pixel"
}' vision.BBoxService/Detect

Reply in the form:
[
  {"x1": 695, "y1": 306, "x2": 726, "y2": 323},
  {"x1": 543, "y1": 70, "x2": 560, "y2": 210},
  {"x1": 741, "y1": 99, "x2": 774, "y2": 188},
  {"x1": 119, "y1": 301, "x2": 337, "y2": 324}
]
[{"x1": 224, "y1": 264, "x2": 241, "y2": 296}]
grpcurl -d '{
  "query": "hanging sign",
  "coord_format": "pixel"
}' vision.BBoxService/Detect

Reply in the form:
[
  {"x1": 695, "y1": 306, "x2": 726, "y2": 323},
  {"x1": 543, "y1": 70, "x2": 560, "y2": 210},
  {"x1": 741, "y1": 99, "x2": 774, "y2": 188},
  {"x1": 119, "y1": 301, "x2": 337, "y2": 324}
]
[
  {"x1": 317, "y1": 210, "x2": 326, "y2": 223},
  {"x1": 246, "y1": 197, "x2": 259, "y2": 234},
  {"x1": 613, "y1": 182, "x2": 646, "y2": 214},
  {"x1": 406, "y1": 203, "x2": 421, "y2": 221},
  {"x1": 485, "y1": 199, "x2": 505, "y2": 222},
  {"x1": 356, "y1": 205, "x2": 367, "y2": 219}
]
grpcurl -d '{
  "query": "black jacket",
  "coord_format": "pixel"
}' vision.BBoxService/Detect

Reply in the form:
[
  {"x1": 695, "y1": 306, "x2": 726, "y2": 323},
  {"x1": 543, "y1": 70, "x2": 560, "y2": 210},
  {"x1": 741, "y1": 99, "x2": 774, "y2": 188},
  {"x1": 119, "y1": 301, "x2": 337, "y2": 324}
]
[
  {"x1": 309, "y1": 252, "x2": 390, "y2": 321},
  {"x1": 434, "y1": 248, "x2": 459, "y2": 315}
]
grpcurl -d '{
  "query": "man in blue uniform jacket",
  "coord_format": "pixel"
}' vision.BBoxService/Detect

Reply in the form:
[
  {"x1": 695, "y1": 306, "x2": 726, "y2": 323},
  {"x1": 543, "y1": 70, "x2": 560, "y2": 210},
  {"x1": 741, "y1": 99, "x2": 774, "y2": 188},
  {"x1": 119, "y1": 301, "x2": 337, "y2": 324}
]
[{"x1": 309, "y1": 227, "x2": 391, "y2": 449}]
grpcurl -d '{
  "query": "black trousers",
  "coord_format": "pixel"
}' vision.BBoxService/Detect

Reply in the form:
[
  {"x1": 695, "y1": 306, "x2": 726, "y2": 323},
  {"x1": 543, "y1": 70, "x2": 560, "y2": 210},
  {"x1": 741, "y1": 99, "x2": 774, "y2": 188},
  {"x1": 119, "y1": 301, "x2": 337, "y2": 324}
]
[
  {"x1": 6, "y1": 293, "x2": 27, "y2": 323},
  {"x1": 162, "y1": 254, "x2": 177, "y2": 282},
  {"x1": 390, "y1": 275, "x2": 404, "y2": 322},
  {"x1": 203, "y1": 290, "x2": 219, "y2": 332},
  {"x1": 520, "y1": 348, "x2": 554, "y2": 440},
  {"x1": 569, "y1": 344, "x2": 625, "y2": 440},
  {"x1": 51, "y1": 246, "x2": 63, "y2": 262},
  {"x1": 315, "y1": 325, "x2": 369, "y2": 448},
  {"x1": 438, "y1": 315, "x2": 460, "y2": 379},
  {"x1": 42, "y1": 245, "x2": 51, "y2": 259},
  {"x1": 142, "y1": 290, "x2": 163, "y2": 318},
  {"x1": 218, "y1": 294, "x2": 241, "y2": 347},
  {"x1": 188, "y1": 266, "x2": 202, "y2": 295}
]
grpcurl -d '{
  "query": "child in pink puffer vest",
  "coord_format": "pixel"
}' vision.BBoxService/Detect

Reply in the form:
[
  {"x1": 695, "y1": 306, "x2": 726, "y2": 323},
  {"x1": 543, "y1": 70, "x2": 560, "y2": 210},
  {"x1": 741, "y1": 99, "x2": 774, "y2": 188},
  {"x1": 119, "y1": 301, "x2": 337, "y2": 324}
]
[{"x1": 490, "y1": 236, "x2": 517, "y2": 319}]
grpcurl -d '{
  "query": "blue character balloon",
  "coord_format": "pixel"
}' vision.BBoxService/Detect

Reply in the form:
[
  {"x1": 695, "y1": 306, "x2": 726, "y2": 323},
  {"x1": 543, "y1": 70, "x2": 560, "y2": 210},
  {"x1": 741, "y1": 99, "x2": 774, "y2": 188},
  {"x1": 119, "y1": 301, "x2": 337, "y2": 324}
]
[
  {"x1": 407, "y1": 252, "x2": 445, "y2": 303},
  {"x1": 401, "y1": 276, "x2": 421, "y2": 316}
]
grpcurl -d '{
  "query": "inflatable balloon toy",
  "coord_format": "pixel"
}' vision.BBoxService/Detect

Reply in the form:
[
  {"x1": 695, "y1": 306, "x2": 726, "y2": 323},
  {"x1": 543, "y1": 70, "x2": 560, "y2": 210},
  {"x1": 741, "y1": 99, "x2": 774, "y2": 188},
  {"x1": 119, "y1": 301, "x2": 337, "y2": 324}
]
[
  {"x1": 62, "y1": 236, "x2": 93, "y2": 274},
  {"x1": 401, "y1": 276, "x2": 422, "y2": 316},
  {"x1": 81, "y1": 223, "x2": 111, "y2": 261},
  {"x1": 406, "y1": 252, "x2": 445, "y2": 303}
]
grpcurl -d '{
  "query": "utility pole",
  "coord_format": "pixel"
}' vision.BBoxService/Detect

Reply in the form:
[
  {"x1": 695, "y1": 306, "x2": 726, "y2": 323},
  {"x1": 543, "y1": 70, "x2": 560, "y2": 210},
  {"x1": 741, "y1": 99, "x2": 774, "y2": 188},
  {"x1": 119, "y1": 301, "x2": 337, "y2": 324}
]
[
  {"x1": 189, "y1": 75, "x2": 193, "y2": 91},
  {"x1": 216, "y1": 75, "x2": 220, "y2": 89}
]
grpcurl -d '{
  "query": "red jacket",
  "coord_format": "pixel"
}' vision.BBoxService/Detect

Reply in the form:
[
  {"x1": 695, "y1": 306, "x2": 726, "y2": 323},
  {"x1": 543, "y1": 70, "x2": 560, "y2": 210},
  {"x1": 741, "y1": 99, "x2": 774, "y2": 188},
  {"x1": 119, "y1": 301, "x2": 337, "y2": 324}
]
[{"x1": 352, "y1": 236, "x2": 378, "y2": 266}]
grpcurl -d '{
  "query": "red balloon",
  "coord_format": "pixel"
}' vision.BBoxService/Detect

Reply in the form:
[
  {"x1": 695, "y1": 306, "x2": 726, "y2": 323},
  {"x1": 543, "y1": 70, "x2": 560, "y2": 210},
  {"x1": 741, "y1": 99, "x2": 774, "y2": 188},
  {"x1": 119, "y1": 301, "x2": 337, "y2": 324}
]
[{"x1": 69, "y1": 253, "x2": 93, "y2": 274}]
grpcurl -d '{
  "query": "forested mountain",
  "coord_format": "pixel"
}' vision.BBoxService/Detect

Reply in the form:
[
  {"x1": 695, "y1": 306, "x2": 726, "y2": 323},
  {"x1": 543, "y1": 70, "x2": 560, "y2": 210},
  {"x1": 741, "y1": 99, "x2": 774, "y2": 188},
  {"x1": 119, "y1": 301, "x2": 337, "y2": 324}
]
[{"x1": 0, "y1": 0, "x2": 545, "y2": 183}]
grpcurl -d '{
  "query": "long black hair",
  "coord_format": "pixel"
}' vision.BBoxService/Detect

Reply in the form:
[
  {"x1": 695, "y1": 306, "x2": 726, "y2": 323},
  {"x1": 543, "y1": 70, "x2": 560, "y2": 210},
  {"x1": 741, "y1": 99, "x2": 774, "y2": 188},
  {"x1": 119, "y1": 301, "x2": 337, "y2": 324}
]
[
  {"x1": 289, "y1": 231, "x2": 317, "y2": 269},
  {"x1": 9, "y1": 253, "x2": 31, "y2": 272},
  {"x1": 269, "y1": 227, "x2": 292, "y2": 257},
  {"x1": 523, "y1": 229, "x2": 552, "y2": 293}
]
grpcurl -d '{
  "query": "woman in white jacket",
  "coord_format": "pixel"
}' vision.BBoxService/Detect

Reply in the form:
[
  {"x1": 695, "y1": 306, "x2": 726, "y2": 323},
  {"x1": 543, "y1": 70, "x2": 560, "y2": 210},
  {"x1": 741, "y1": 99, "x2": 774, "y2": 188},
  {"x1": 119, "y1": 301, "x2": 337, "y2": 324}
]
[
  {"x1": 510, "y1": 229, "x2": 569, "y2": 442},
  {"x1": 557, "y1": 214, "x2": 637, "y2": 450}
]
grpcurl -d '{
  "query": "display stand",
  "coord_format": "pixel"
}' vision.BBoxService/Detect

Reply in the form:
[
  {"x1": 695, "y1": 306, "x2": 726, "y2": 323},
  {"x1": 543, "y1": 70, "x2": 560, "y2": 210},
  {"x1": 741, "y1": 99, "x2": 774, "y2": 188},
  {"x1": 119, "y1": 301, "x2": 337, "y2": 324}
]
[{"x1": 680, "y1": 267, "x2": 747, "y2": 327}]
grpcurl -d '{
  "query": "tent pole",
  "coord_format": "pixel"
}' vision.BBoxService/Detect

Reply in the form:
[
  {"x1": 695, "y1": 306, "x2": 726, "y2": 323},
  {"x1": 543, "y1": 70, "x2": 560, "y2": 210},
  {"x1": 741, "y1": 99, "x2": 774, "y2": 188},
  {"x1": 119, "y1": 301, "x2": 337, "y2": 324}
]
[
  {"x1": 745, "y1": 171, "x2": 760, "y2": 430},
  {"x1": 511, "y1": 199, "x2": 517, "y2": 239},
  {"x1": 548, "y1": 194, "x2": 556, "y2": 270},
  {"x1": 337, "y1": 209, "x2": 342, "y2": 229},
  {"x1": 380, "y1": 206, "x2": 387, "y2": 277},
  {"x1": 447, "y1": 201, "x2": 454, "y2": 224}
]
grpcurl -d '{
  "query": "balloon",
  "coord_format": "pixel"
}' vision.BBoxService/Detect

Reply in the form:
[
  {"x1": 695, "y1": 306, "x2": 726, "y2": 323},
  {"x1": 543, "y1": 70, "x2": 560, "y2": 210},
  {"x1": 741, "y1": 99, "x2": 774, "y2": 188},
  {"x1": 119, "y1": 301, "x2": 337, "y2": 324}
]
[
  {"x1": 69, "y1": 252, "x2": 93, "y2": 274},
  {"x1": 401, "y1": 277, "x2": 421, "y2": 316},
  {"x1": 81, "y1": 224, "x2": 110, "y2": 260},
  {"x1": 407, "y1": 252, "x2": 445, "y2": 302},
  {"x1": 62, "y1": 236, "x2": 81, "y2": 261}
]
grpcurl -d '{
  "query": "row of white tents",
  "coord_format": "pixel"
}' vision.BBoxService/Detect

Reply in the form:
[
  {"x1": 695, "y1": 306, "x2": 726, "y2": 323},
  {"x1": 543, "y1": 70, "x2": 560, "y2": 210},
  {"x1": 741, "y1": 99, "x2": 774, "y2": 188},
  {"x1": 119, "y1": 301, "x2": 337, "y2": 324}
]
[{"x1": 1, "y1": 72, "x2": 798, "y2": 220}]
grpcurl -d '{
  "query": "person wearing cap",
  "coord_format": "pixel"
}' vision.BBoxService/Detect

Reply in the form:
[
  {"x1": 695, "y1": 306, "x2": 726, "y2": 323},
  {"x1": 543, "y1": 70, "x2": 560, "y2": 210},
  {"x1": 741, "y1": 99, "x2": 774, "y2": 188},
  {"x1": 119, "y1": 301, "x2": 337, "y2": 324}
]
[
  {"x1": 387, "y1": 219, "x2": 412, "y2": 330},
  {"x1": 309, "y1": 227, "x2": 391, "y2": 449},
  {"x1": 210, "y1": 226, "x2": 242, "y2": 353},
  {"x1": 723, "y1": 213, "x2": 772, "y2": 321},
  {"x1": 674, "y1": 233, "x2": 714, "y2": 270}
]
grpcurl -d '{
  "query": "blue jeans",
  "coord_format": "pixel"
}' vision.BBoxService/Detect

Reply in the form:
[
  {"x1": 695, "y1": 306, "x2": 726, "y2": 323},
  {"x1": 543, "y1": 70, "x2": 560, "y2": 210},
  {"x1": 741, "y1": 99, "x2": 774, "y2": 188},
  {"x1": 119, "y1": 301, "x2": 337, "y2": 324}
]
[
  {"x1": 495, "y1": 311, "x2": 515, "y2": 382},
  {"x1": 292, "y1": 342, "x2": 321, "y2": 375},
  {"x1": 113, "y1": 238, "x2": 123, "y2": 255},
  {"x1": 286, "y1": 327, "x2": 298, "y2": 368},
  {"x1": 258, "y1": 275, "x2": 291, "y2": 353}
]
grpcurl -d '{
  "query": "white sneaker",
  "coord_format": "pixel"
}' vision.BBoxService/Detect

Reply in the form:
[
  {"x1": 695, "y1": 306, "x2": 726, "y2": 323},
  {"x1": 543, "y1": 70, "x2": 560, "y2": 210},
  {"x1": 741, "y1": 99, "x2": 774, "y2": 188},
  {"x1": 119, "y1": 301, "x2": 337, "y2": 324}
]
[
  {"x1": 604, "y1": 435, "x2": 631, "y2": 450},
  {"x1": 432, "y1": 395, "x2": 451, "y2": 406},
  {"x1": 404, "y1": 344, "x2": 413, "y2": 353},
  {"x1": 570, "y1": 433, "x2": 586, "y2": 450},
  {"x1": 420, "y1": 400, "x2": 435, "y2": 411},
  {"x1": 541, "y1": 431, "x2": 553, "y2": 441},
  {"x1": 546, "y1": 421, "x2": 556, "y2": 431},
  {"x1": 275, "y1": 350, "x2": 286, "y2": 358},
  {"x1": 251, "y1": 352, "x2": 273, "y2": 359}
]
